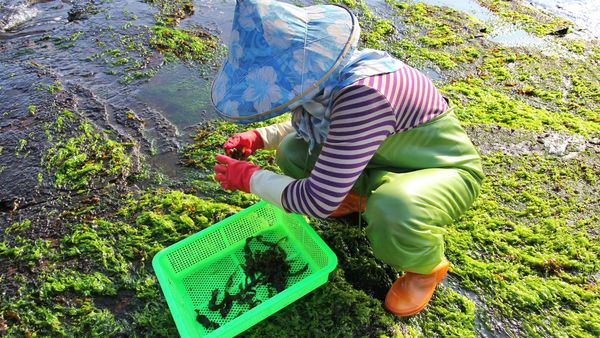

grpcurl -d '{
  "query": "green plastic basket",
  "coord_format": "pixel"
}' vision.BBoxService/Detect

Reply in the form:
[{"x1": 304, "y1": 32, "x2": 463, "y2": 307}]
[{"x1": 152, "y1": 200, "x2": 338, "y2": 338}]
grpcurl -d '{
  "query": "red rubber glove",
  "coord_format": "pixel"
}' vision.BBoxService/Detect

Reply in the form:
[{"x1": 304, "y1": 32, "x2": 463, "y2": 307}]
[
  {"x1": 214, "y1": 154, "x2": 261, "y2": 193},
  {"x1": 223, "y1": 130, "x2": 264, "y2": 158}
]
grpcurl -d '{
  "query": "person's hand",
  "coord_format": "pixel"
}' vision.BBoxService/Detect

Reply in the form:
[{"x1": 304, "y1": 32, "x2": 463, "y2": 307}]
[
  {"x1": 214, "y1": 154, "x2": 261, "y2": 193},
  {"x1": 223, "y1": 130, "x2": 264, "y2": 159}
]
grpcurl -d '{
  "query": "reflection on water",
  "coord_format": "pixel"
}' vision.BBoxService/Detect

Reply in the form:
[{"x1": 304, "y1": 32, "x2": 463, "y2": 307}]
[{"x1": 488, "y1": 29, "x2": 548, "y2": 47}]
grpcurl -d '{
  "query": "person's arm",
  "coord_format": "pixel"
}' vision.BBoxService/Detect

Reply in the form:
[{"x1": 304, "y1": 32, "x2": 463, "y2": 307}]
[
  {"x1": 250, "y1": 169, "x2": 294, "y2": 208},
  {"x1": 228, "y1": 85, "x2": 394, "y2": 213},
  {"x1": 252, "y1": 84, "x2": 396, "y2": 217},
  {"x1": 255, "y1": 120, "x2": 295, "y2": 150}
]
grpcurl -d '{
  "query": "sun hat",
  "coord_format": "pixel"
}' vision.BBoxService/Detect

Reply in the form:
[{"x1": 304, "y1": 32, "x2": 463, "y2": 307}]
[{"x1": 211, "y1": 0, "x2": 359, "y2": 123}]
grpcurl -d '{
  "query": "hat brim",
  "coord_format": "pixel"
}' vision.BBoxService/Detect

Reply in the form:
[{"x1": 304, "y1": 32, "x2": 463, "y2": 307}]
[{"x1": 211, "y1": 2, "x2": 359, "y2": 123}]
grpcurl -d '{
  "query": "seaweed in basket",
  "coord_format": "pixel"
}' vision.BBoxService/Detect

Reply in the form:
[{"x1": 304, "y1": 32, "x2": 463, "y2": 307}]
[
  {"x1": 195, "y1": 235, "x2": 309, "y2": 330},
  {"x1": 195, "y1": 310, "x2": 220, "y2": 330}
]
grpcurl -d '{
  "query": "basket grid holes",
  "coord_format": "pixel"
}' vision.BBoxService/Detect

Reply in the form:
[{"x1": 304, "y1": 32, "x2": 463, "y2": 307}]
[
  {"x1": 222, "y1": 210, "x2": 273, "y2": 248},
  {"x1": 167, "y1": 230, "x2": 228, "y2": 274}
]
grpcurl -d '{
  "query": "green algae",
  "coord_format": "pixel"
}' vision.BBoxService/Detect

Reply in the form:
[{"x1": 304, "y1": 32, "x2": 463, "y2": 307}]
[
  {"x1": 144, "y1": 0, "x2": 194, "y2": 26},
  {"x1": 27, "y1": 105, "x2": 37, "y2": 116},
  {"x1": 15, "y1": 138, "x2": 28, "y2": 157},
  {"x1": 0, "y1": 236, "x2": 58, "y2": 264},
  {"x1": 0, "y1": 189, "x2": 242, "y2": 336},
  {"x1": 47, "y1": 80, "x2": 62, "y2": 94},
  {"x1": 41, "y1": 270, "x2": 117, "y2": 297},
  {"x1": 407, "y1": 285, "x2": 476, "y2": 337},
  {"x1": 445, "y1": 151, "x2": 599, "y2": 337},
  {"x1": 2, "y1": 269, "x2": 123, "y2": 336},
  {"x1": 361, "y1": 18, "x2": 395, "y2": 50},
  {"x1": 144, "y1": 0, "x2": 222, "y2": 68},
  {"x1": 441, "y1": 77, "x2": 599, "y2": 135},
  {"x1": 149, "y1": 25, "x2": 219, "y2": 64},
  {"x1": 44, "y1": 118, "x2": 133, "y2": 191},
  {"x1": 377, "y1": 0, "x2": 599, "y2": 139},
  {"x1": 379, "y1": 1, "x2": 484, "y2": 70},
  {"x1": 242, "y1": 269, "x2": 399, "y2": 337},
  {"x1": 5, "y1": 219, "x2": 32, "y2": 234}
]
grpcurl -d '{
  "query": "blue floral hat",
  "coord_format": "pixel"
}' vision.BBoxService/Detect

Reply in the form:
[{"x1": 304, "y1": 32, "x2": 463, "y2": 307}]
[{"x1": 211, "y1": 0, "x2": 359, "y2": 123}]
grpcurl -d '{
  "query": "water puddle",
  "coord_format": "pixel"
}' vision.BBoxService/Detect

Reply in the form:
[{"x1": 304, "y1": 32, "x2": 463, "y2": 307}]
[{"x1": 135, "y1": 62, "x2": 217, "y2": 133}]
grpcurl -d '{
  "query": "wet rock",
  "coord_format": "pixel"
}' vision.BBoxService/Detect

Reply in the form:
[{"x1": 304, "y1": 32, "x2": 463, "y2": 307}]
[
  {"x1": 0, "y1": 119, "x2": 11, "y2": 128},
  {"x1": 467, "y1": 125, "x2": 589, "y2": 158},
  {"x1": 67, "y1": 1, "x2": 97, "y2": 22},
  {"x1": 0, "y1": 1, "x2": 38, "y2": 32},
  {"x1": 548, "y1": 27, "x2": 570, "y2": 36},
  {"x1": 538, "y1": 132, "x2": 586, "y2": 157}
]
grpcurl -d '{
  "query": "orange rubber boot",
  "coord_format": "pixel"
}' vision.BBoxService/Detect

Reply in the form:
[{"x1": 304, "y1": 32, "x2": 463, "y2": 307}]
[
  {"x1": 329, "y1": 192, "x2": 368, "y2": 217},
  {"x1": 384, "y1": 259, "x2": 450, "y2": 317}
]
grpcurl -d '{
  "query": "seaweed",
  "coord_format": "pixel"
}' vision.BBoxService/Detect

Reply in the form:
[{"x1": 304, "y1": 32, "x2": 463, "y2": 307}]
[
  {"x1": 228, "y1": 147, "x2": 247, "y2": 160},
  {"x1": 194, "y1": 310, "x2": 219, "y2": 330},
  {"x1": 195, "y1": 235, "x2": 310, "y2": 326},
  {"x1": 242, "y1": 235, "x2": 291, "y2": 293}
]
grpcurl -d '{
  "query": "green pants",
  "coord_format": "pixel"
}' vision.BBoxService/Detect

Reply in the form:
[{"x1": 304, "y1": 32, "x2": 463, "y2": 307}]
[{"x1": 275, "y1": 110, "x2": 484, "y2": 274}]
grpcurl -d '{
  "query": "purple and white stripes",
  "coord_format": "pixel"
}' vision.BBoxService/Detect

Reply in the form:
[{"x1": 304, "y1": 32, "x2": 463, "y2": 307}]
[{"x1": 282, "y1": 66, "x2": 447, "y2": 217}]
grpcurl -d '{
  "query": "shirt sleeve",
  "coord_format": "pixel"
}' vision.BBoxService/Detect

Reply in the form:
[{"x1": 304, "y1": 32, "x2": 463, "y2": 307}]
[
  {"x1": 281, "y1": 84, "x2": 396, "y2": 218},
  {"x1": 255, "y1": 120, "x2": 295, "y2": 150}
]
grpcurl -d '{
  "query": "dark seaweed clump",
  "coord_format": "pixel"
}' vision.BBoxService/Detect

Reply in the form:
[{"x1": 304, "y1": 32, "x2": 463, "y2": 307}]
[
  {"x1": 228, "y1": 147, "x2": 247, "y2": 160},
  {"x1": 195, "y1": 235, "x2": 308, "y2": 330}
]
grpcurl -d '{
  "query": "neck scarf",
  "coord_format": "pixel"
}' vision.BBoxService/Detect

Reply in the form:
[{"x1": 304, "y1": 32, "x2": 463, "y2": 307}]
[{"x1": 291, "y1": 49, "x2": 404, "y2": 151}]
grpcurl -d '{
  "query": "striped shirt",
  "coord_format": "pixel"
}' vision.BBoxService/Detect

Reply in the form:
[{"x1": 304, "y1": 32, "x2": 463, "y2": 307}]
[{"x1": 281, "y1": 65, "x2": 448, "y2": 218}]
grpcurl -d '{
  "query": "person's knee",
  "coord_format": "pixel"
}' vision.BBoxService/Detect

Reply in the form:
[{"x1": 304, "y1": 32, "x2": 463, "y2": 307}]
[
  {"x1": 366, "y1": 185, "x2": 418, "y2": 224},
  {"x1": 364, "y1": 187, "x2": 447, "y2": 272}
]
